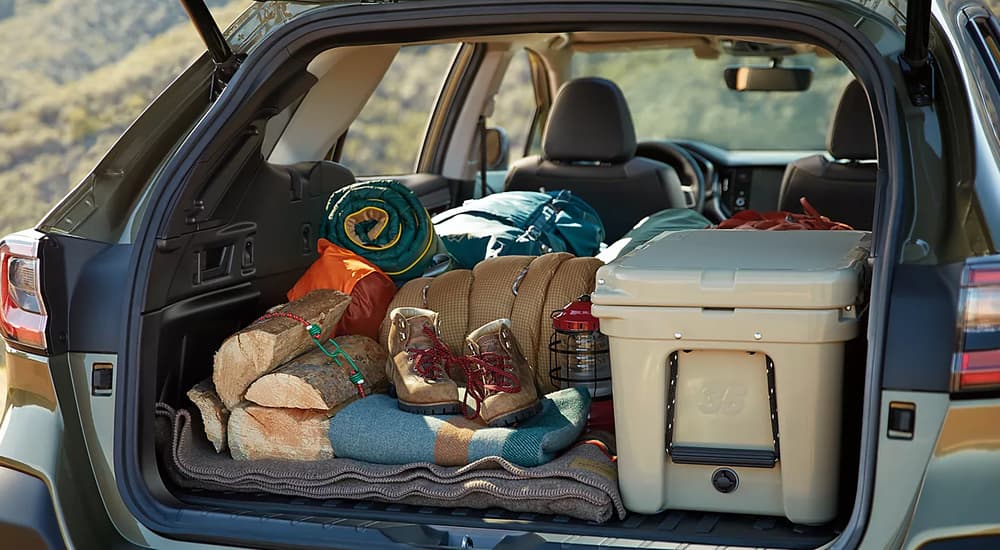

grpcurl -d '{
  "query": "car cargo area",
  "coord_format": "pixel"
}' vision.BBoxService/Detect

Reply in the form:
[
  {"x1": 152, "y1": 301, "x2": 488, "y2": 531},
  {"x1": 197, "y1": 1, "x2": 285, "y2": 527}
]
[
  {"x1": 139, "y1": 172, "x2": 869, "y2": 548},
  {"x1": 144, "y1": 241, "x2": 865, "y2": 549},
  {"x1": 130, "y1": 24, "x2": 878, "y2": 550}
]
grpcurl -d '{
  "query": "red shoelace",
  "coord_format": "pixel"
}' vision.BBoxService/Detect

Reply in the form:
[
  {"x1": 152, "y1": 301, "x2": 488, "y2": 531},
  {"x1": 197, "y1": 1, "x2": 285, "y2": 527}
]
[
  {"x1": 406, "y1": 326, "x2": 522, "y2": 419},
  {"x1": 461, "y1": 350, "x2": 521, "y2": 420},
  {"x1": 406, "y1": 326, "x2": 454, "y2": 381}
]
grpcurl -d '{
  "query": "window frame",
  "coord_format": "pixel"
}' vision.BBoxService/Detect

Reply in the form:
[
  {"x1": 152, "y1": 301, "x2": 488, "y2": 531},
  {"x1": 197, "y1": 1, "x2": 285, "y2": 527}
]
[
  {"x1": 967, "y1": 13, "x2": 1000, "y2": 89},
  {"x1": 338, "y1": 43, "x2": 461, "y2": 176},
  {"x1": 522, "y1": 48, "x2": 553, "y2": 158}
]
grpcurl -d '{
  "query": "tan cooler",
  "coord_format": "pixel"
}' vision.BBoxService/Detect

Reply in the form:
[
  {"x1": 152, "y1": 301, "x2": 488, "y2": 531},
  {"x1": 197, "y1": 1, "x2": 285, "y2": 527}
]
[{"x1": 591, "y1": 229, "x2": 869, "y2": 525}]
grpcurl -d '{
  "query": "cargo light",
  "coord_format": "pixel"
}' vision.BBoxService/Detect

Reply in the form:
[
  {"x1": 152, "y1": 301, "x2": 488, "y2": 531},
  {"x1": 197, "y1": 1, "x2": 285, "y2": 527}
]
[
  {"x1": 0, "y1": 233, "x2": 47, "y2": 351},
  {"x1": 954, "y1": 261, "x2": 1000, "y2": 392}
]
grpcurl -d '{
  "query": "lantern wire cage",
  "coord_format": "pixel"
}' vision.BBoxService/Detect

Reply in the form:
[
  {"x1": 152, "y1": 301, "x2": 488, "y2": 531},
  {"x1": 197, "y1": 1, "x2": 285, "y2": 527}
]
[{"x1": 548, "y1": 330, "x2": 612, "y2": 398}]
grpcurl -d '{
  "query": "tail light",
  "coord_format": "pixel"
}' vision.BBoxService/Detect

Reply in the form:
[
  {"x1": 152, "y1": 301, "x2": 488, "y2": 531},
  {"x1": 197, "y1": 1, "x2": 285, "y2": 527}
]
[
  {"x1": 954, "y1": 260, "x2": 1000, "y2": 392},
  {"x1": 0, "y1": 232, "x2": 47, "y2": 351}
]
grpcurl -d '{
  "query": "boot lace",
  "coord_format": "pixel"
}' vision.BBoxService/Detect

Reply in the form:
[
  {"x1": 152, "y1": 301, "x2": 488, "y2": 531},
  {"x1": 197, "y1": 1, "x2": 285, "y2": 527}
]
[
  {"x1": 460, "y1": 350, "x2": 521, "y2": 420},
  {"x1": 405, "y1": 326, "x2": 524, "y2": 420},
  {"x1": 406, "y1": 326, "x2": 454, "y2": 382}
]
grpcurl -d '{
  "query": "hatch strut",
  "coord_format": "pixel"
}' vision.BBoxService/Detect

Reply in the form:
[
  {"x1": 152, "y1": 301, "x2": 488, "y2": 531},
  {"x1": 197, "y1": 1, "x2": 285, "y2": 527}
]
[
  {"x1": 179, "y1": 0, "x2": 246, "y2": 99},
  {"x1": 899, "y1": 0, "x2": 935, "y2": 106}
]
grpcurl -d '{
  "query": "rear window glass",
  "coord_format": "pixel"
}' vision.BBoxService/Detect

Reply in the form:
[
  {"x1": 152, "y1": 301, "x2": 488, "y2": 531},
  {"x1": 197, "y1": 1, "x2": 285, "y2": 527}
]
[
  {"x1": 340, "y1": 44, "x2": 458, "y2": 175},
  {"x1": 571, "y1": 49, "x2": 854, "y2": 151}
]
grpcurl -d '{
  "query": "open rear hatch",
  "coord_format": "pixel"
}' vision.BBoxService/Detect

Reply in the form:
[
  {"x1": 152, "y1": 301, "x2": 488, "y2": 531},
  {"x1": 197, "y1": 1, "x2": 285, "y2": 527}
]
[{"x1": 112, "y1": 0, "x2": 915, "y2": 547}]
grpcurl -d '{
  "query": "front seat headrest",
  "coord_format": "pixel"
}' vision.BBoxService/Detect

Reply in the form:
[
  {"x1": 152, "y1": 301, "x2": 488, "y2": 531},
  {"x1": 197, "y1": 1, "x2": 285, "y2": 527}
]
[
  {"x1": 827, "y1": 80, "x2": 876, "y2": 160},
  {"x1": 542, "y1": 77, "x2": 637, "y2": 164}
]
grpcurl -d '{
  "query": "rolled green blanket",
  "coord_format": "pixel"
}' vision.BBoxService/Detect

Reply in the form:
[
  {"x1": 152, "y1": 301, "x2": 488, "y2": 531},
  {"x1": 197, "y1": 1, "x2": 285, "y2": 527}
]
[{"x1": 321, "y1": 180, "x2": 450, "y2": 282}]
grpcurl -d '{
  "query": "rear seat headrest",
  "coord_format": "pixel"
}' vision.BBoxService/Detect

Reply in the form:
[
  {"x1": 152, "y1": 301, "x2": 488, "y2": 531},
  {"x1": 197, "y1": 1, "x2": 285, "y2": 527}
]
[
  {"x1": 827, "y1": 80, "x2": 876, "y2": 161},
  {"x1": 542, "y1": 77, "x2": 638, "y2": 164}
]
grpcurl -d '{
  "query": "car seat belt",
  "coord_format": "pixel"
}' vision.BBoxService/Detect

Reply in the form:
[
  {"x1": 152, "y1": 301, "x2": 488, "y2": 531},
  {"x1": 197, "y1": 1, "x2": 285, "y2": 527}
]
[{"x1": 478, "y1": 115, "x2": 490, "y2": 198}]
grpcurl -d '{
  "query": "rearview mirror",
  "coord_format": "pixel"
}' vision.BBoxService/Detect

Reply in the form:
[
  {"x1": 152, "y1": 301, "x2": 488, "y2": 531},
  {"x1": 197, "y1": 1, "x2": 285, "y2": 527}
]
[{"x1": 724, "y1": 66, "x2": 813, "y2": 92}]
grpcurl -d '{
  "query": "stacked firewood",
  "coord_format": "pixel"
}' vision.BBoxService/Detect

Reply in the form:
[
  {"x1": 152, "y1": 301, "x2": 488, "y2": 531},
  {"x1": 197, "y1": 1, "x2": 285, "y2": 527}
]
[{"x1": 186, "y1": 289, "x2": 388, "y2": 460}]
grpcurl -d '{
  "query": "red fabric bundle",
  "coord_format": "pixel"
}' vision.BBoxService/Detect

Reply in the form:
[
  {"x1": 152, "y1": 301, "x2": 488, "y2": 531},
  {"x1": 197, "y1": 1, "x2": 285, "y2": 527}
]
[
  {"x1": 717, "y1": 197, "x2": 854, "y2": 231},
  {"x1": 288, "y1": 239, "x2": 397, "y2": 339}
]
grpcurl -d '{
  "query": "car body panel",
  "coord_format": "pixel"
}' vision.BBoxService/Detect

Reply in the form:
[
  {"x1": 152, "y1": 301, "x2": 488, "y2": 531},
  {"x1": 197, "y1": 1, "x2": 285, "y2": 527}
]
[
  {"x1": 3, "y1": 0, "x2": 1000, "y2": 548},
  {"x1": 862, "y1": 391, "x2": 950, "y2": 549},
  {"x1": 0, "y1": 465, "x2": 66, "y2": 550},
  {"x1": 0, "y1": 347, "x2": 112, "y2": 548},
  {"x1": 903, "y1": 400, "x2": 1000, "y2": 548}
]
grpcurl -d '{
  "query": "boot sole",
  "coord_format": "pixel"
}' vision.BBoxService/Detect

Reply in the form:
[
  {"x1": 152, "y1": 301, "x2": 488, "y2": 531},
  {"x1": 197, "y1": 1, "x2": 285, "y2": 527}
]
[
  {"x1": 398, "y1": 400, "x2": 463, "y2": 416},
  {"x1": 486, "y1": 400, "x2": 543, "y2": 428},
  {"x1": 390, "y1": 384, "x2": 463, "y2": 415}
]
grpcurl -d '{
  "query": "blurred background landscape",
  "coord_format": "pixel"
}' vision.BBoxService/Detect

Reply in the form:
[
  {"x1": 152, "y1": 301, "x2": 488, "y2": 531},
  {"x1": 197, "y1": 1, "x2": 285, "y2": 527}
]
[
  {"x1": 1, "y1": 0, "x2": 998, "y2": 238},
  {"x1": 0, "y1": 0, "x2": 248, "y2": 237}
]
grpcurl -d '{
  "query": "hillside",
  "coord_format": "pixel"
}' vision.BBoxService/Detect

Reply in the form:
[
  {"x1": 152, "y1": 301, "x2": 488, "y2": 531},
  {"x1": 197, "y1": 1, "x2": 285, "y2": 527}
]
[{"x1": 0, "y1": 0, "x2": 247, "y2": 237}]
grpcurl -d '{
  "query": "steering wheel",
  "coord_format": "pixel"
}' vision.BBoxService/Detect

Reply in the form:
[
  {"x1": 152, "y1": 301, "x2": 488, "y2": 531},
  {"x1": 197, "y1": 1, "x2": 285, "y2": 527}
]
[{"x1": 636, "y1": 141, "x2": 706, "y2": 213}]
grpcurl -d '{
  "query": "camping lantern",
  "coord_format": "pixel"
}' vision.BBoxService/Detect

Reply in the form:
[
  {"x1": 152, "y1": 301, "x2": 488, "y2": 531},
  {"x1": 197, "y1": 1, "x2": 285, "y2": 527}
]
[{"x1": 549, "y1": 295, "x2": 612, "y2": 398}]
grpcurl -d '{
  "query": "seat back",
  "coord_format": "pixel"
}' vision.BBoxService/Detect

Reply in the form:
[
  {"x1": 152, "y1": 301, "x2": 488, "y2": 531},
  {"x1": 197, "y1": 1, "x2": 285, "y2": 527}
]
[
  {"x1": 504, "y1": 78, "x2": 686, "y2": 242},
  {"x1": 778, "y1": 80, "x2": 878, "y2": 230}
]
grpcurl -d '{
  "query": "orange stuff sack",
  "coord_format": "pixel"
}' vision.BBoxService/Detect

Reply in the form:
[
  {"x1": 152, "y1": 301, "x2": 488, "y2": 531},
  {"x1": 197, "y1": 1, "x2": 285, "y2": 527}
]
[{"x1": 288, "y1": 239, "x2": 397, "y2": 339}]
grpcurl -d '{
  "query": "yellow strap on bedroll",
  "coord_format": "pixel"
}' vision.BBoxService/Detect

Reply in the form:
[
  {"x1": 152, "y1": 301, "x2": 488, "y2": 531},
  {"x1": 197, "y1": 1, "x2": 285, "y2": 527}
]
[
  {"x1": 383, "y1": 210, "x2": 435, "y2": 277},
  {"x1": 343, "y1": 205, "x2": 401, "y2": 251}
]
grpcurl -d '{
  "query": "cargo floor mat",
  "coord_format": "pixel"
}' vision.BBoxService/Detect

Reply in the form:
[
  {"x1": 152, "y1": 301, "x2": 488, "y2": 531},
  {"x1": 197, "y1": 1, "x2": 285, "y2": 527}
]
[
  {"x1": 157, "y1": 403, "x2": 840, "y2": 548},
  {"x1": 155, "y1": 403, "x2": 625, "y2": 523}
]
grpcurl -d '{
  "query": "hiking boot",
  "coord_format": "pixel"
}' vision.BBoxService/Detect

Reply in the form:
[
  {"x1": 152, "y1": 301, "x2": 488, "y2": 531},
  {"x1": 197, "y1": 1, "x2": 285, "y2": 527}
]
[
  {"x1": 386, "y1": 307, "x2": 462, "y2": 415},
  {"x1": 463, "y1": 319, "x2": 542, "y2": 427}
]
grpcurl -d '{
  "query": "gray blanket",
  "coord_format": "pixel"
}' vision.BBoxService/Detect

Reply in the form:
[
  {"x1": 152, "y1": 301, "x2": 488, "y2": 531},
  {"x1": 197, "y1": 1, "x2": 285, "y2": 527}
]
[{"x1": 156, "y1": 403, "x2": 626, "y2": 523}]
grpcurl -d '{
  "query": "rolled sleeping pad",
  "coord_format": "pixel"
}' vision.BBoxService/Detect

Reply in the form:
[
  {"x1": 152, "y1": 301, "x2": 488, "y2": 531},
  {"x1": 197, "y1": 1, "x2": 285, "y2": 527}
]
[{"x1": 320, "y1": 179, "x2": 451, "y2": 283}]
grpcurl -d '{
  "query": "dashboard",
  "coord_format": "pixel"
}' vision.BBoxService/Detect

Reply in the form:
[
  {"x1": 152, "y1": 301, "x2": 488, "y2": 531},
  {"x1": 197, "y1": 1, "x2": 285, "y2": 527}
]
[{"x1": 637, "y1": 140, "x2": 825, "y2": 223}]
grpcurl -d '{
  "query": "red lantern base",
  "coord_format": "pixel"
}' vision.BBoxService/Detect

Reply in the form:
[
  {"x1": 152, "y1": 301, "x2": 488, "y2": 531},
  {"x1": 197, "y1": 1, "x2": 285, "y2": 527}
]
[{"x1": 587, "y1": 397, "x2": 615, "y2": 434}]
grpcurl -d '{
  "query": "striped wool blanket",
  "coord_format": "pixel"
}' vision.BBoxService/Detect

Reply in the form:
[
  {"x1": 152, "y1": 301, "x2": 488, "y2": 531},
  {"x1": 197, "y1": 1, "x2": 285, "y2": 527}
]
[{"x1": 329, "y1": 387, "x2": 591, "y2": 467}]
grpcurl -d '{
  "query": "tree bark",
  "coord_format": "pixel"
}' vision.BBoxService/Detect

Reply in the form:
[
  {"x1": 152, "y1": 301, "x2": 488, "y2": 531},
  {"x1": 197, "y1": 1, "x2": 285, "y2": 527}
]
[
  {"x1": 244, "y1": 335, "x2": 388, "y2": 411},
  {"x1": 186, "y1": 379, "x2": 229, "y2": 453},
  {"x1": 213, "y1": 289, "x2": 351, "y2": 409},
  {"x1": 227, "y1": 402, "x2": 333, "y2": 461}
]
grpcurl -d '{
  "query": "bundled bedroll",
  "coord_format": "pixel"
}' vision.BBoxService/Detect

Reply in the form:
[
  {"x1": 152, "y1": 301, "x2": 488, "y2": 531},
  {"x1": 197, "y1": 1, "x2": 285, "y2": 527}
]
[
  {"x1": 378, "y1": 252, "x2": 604, "y2": 394},
  {"x1": 321, "y1": 179, "x2": 450, "y2": 282}
]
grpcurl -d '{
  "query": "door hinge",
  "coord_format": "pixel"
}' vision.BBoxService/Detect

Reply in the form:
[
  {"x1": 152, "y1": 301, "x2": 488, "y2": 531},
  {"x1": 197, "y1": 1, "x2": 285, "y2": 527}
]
[
  {"x1": 178, "y1": 0, "x2": 245, "y2": 99},
  {"x1": 210, "y1": 53, "x2": 247, "y2": 100},
  {"x1": 899, "y1": 53, "x2": 935, "y2": 107},
  {"x1": 899, "y1": 0, "x2": 935, "y2": 106}
]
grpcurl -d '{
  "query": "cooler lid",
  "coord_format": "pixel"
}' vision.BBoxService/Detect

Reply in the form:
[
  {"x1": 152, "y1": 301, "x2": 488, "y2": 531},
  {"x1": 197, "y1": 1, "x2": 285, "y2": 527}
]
[{"x1": 592, "y1": 230, "x2": 870, "y2": 309}]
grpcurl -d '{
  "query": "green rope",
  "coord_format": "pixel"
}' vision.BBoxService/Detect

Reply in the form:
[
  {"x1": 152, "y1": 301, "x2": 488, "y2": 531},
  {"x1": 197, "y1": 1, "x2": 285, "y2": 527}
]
[{"x1": 306, "y1": 323, "x2": 367, "y2": 395}]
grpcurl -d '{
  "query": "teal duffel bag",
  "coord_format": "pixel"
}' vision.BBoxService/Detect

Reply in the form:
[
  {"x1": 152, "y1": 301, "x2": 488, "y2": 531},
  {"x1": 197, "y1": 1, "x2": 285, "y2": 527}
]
[
  {"x1": 320, "y1": 179, "x2": 451, "y2": 282},
  {"x1": 598, "y1": 208, "x2": 712, "y2": 262},
  {"x1": 432, "y1": 190, "x2": 605, "y2": 269}
]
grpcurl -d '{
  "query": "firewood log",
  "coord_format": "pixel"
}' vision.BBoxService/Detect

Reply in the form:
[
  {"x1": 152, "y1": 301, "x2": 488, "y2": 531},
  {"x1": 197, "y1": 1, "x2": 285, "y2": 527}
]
[
  {"x1": 185, "y1": 379, "x2": 229, "y2": 453},
  {"x1": 227, "y1": 402, "x2": 333, "y2": 461},
  {"x1": 244, "y1": 335, "x2": 388, "y2": 411},
  {"x1": 212, "y1": 289, "x2": 351, "y2": 409}
]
